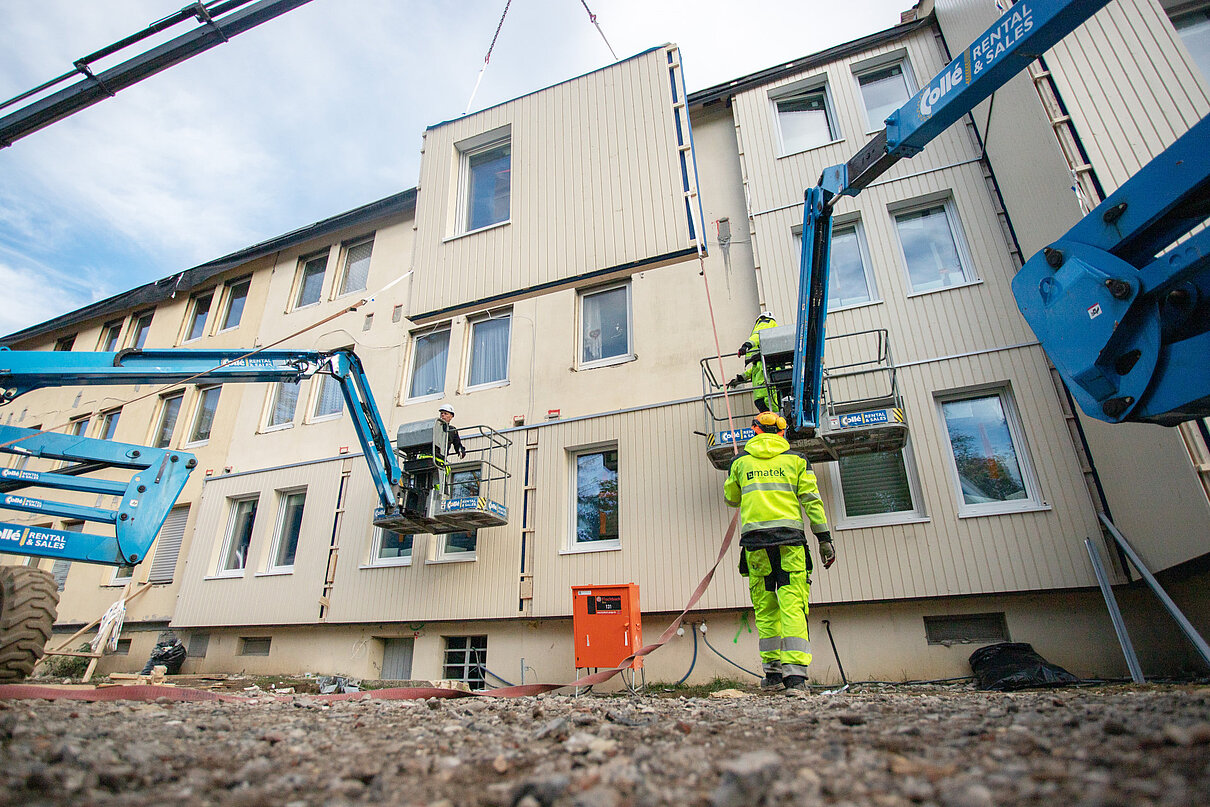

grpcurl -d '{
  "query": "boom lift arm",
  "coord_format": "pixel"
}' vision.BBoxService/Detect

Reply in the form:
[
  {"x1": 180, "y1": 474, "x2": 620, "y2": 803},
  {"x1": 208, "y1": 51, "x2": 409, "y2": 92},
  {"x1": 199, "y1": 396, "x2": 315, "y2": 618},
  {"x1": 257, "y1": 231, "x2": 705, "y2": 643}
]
[{"x1": 791, "y1": 0, "x2": 1210, "y2": 432}]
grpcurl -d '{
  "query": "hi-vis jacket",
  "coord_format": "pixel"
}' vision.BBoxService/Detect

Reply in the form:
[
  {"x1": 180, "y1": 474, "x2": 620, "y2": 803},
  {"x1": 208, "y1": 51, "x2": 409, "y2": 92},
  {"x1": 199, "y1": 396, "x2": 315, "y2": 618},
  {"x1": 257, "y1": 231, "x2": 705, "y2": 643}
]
[
  {"x1": 724, "y1": 432, "x2": 829, "y2": 548},
  {"x1": 741, "y1": 318, "x2": 779, "y2": 392}
]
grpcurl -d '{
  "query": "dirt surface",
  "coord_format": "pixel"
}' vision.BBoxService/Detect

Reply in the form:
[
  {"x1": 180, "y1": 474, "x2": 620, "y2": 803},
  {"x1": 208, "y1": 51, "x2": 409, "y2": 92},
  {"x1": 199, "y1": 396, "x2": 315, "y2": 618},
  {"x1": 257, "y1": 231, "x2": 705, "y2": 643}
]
[{"x1": 2, "y1": 683, "x2": 1209, "y2": 806}]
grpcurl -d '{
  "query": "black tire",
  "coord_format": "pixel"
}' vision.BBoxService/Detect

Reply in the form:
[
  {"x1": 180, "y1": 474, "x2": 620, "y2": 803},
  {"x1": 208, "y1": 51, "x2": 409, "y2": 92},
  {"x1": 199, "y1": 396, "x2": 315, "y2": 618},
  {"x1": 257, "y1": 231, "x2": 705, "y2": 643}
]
[{"x1": 0, "y1": 566, "x2": 60, "y2": 683}]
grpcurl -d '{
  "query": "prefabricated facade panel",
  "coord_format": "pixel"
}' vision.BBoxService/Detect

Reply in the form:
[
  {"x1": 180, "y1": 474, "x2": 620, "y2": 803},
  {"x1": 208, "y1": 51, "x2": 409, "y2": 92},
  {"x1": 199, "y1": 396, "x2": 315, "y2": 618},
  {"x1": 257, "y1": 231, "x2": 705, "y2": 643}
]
[{"x1": 409, "y1": 47, "x2": 693, "y2": 317}]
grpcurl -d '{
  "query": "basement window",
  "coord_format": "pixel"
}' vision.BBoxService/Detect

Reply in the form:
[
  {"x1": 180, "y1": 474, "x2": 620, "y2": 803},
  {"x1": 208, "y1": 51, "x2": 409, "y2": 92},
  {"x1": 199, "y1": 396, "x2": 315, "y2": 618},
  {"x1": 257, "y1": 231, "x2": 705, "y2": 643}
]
[
  {"x1": 114, "y1": 638, "x2": 132, "y2": 655},
  {"x1": 924, "y1": 612, "x2": 1009, "y2": 646},
  {"x1": 187, "y1": 633, "x2": 210, "y2": 658},
  {"x1": 239, "y1": 637, "x2": 272, "y2": 656},
  {"x1": 443, "y1": 635, "x2": 487, "y2": 688}
]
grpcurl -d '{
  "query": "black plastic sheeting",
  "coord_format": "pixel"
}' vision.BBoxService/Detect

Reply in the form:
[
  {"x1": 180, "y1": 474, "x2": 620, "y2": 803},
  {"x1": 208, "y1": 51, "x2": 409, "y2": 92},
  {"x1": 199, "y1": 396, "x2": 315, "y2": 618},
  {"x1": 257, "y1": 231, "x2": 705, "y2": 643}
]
[{"x1": 969, "y1": 642, "x2": 1079, "y2": 691}]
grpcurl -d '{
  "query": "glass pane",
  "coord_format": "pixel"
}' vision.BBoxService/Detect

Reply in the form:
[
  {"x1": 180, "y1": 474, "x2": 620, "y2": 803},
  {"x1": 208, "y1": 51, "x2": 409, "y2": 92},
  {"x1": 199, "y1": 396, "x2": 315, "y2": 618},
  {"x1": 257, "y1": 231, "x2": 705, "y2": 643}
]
[
  {"x1": 222, "y1": 280, "x2": 250, "y2": 329},
  {"x1": 190, "y1": 387, "x2": 221, "y2": 442},
  {"x1": 268, "y1": 381, "x2": 299, "y2": 427},
  {"x1": 156, "y1": 395, "x2": 183, "y2": 447},
  {"x1": 466, "y1": 142, "x2": 511, "y2": 231},
  {"x1": 113, "y1": 564, "x2": 135, "y2": 581},
  {"x1": 377, "y1": 530, "x2": 413, "y2": 560},
  {"x1": 858, "y1": 63, "x2": 910, "y2": 129},
  {"x1": 187, "y1": 293, "x2": 212, "y2": 341},
  {"x1": 340, "y1": 241, "x2": 373, "y2": 295},
  {"x1": 274, "y1": 492, "x2": 306, "y2": 568},
  {"x1": 469, "y1": 316, "x2": 510, "y2": 386},
  {"x1": 942, "y1": 394, "x2": 1028, "y2": 505},
  {"x1": 449, "y1": 469, "x2": 481, "y2": 498},
  {"x1": 314, "y1": 375, "x2": 344, "y2": 417},
  {"x1": 101, "y1": 323, "x2": 121, "y2": 352},
  {"x1": 838, "y1": 450, "x2": 913, "y2": 516},
  {"x1": 223, "y1": 498, "x2": 257, "y2": 571},
  {"x1": 297, "y1": 254, "x2": 328, "y2": 307},
  {"x1": 777, "y1": 90, "x2": 833, "y2": 152},
  {"x1": 409, "y1": 329, "x2": 451, "y2": 398},
  {"x1": 132, "y1": 314, "x2": 153, "y2": 349},
  {"x1": 895, "y1": 205, "x2": 967, "y2": 292},
  {"x1": 581, "y1": 287, "x2": 629, "y2": 363},
  {"x1": 69, "y1": 417, "x2": 90, "y2": 437},
  {"x1": 828, "y1": 226, "x2": 873, "y2": 309},
  {"x1": 54, "y1": 335, "x2": 75, "y2": 351},
  {"x1": 443, "y1": 531, "x2": 477, "y2": 554},
  {"x1": 1174, "y1": 11, "x2": 1210, "y2": 81},
  {"x1": 101, "y1": 410, "x2": 121, "y2": 440},
  {"x1": 576, "y1": 450, "x2": 619, "y2": 543}
]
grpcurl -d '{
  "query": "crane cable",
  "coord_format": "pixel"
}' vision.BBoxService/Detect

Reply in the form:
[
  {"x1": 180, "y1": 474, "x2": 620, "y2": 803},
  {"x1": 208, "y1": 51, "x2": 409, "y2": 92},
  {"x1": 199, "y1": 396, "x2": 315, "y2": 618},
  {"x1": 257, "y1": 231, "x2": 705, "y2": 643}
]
[
  {"x1": 465, "y1": 0, "x2": 514, "y2": 114},
  {"x1": 578, "y1": 0, "x2": 619, "y2": 62}
]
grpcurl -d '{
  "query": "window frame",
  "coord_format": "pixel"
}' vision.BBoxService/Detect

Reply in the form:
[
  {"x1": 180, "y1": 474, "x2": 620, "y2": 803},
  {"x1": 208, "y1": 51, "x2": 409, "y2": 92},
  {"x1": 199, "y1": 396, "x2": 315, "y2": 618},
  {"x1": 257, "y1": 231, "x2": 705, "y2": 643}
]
[
  {"x1": 792, "y1": 216, "x2": 881, "y2": 313},
  {"x1": 336, "y1": 237, "x2": 375, "y2": 297},
  {"x1": 293, "y1": 250, "x2": 330, "y2": 310},
  {"x1": 825, "y1": 436, "x2": 929, "y2": 530},
  {"x1": 217, "y1": 276, "x2": 252, "y2": 333},
  {"x1": 891, "y1": 195, "x2": 979, "y2": 296},
  {"x1": 432, "y1": 531, "x2": 478, "y2": 563},
  {"x1": 98, "y1": 320, "x2": 123, "y2": 352},
  {"x1": 108, "y1": 562, "x2": 136, "y2": 586},
  {"x1": 934, "y1": 384, "x2": 1047, "y2": 518},
  {"x1": 263, "y1": 380, "x2": 301, "y2": 432},
  {"x1": 264, "y1": 488, "x2": 307, "y2": 574},
  {"x1": 183, "y1": 289, "x2": 215, "y2": 343},
  {"x1": 405, "y1": 324, "x2": 452, "y2": 403},
  {"x1": 99, "y1": 408, "x2": 122, "y2": 440},
  {"x1": 184, "y1": 385, "x2": 221, "y2": 447},
  {"x1": 365, "y1": 527, "x2": 414, "y2": 568},
  {"x1": 153, "y1": 391, "x2": 184, "y2": 448},
  {"x1": 455, "y1": 127, "x2": 512, "y2": 236},
  {"x1": 442, "y1": 635, "x2": 488, "y2": 688},
  {"x1": 309, "y1": 373, "x2": 345, "y2": 422},
  {"x1": 217, "y1": 495, "x2": 259, "y2": 576},
  {"x1": 852, "y1": 54, "x2": 917, "y2": 134},
  {"x1": 128, "y1": 310, "x2": 155, "y2": 349},
  {"x1": 576, "y1": 283, "x2": 634, "y2": 370},
  {"x1": 53, "y1": 334, "x2": 76, "y2": 352},
  {"x1": 770, "y1": 77, "x2": 842, "y2": 156},
  {"x1": 565, "y1": 443, "x2": 622, "y2": 554},
  {"x1": 465, "y1": 310, "x2": 512, "y2": 391}
]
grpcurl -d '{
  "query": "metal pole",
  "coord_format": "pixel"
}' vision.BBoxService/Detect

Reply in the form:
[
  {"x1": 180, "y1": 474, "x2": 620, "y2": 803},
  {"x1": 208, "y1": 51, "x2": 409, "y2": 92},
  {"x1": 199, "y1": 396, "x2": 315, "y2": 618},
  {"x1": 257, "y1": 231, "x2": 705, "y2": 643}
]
[
  {"x1": 1084, "y1": 538, "x2": 1145, "y2": 683},
  {"x1": 1099, "y1": 514, "x2": 1210, "y2": 669},
  {"x1": 822, "y1": 618, "x2": 848, "y2": 686}
]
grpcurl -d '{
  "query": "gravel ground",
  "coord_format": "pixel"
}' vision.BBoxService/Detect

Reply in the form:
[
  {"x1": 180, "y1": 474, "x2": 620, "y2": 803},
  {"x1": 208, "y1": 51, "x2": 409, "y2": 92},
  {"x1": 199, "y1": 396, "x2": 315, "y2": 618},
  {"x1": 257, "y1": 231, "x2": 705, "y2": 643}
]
[{"x1": 2, "y1": 684, "x2": 1209, "y2": 807}]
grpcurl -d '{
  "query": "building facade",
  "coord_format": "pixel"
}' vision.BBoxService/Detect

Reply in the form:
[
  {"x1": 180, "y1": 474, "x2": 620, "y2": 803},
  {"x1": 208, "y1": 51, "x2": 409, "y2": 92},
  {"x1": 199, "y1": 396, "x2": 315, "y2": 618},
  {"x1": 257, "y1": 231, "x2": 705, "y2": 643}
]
[{"x1": 4, "y1": 1, "x2": 1208, "y2": 686}]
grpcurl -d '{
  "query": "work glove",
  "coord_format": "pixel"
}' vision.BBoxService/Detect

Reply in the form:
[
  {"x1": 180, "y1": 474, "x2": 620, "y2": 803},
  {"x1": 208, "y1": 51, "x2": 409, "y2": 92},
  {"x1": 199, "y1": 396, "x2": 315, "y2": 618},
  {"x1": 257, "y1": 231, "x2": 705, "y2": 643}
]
[
  {"x1": 727, "y1": 374, "x2": 746, "y2": 389},
  {"x1": 818, "y1": 534, "x2": 836, "y2": 569}
]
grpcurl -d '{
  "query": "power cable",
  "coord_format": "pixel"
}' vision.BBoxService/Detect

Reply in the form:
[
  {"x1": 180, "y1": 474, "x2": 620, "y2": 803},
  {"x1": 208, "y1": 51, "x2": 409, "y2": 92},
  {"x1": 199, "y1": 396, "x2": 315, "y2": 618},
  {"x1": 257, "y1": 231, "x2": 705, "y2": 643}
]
[
  {"x1": 701, "y1": 630, "x2": 761, "y2": 678},
  {"x1": 675, "y1": 624, "x2": 699, "y2": 686}
]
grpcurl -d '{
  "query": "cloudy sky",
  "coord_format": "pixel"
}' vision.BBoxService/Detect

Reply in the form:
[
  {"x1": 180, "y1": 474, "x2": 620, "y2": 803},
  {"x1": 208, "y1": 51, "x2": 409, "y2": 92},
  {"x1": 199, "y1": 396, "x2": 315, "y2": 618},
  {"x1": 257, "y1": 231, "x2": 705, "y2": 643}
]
[{"x1": 0, "y1": 0, "x2": 914, "y2": 336}]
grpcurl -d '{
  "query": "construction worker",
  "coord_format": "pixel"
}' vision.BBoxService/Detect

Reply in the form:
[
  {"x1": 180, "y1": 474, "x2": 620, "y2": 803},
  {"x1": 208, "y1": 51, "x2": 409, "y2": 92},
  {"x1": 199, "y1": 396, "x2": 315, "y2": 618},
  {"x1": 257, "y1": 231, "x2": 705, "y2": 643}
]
[
  {"x1": 723, "y1": 410, "x2": 835, "y2": 694},
  {"x1": 728, "y1": 311, "x2": 780, "y2": 412},
  {"x1": 437, "y1": 404, "x2": 467, "y2": 460}
]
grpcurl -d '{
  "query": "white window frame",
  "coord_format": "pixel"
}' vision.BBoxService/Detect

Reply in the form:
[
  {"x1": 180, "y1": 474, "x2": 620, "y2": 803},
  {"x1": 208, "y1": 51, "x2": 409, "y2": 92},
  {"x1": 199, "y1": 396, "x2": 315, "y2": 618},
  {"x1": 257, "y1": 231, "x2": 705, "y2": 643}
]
[
  {"x1": 153, "y1": 392, "x2": 184, "y2": 448},
  {"x1": 217, "y1": 276, "x2": 252, "y2": 333},
  {"x1": 182, "y1": 289, "x2": 214, "y2": 343},
  {"x1": 128, "y1": 310, "x2": 154, "y2": 349},
  {"x1": 935, "y1": 384, "x2": 1047, "y2": 518},
  {"x1": 851, "y1": 52, "x2": 918, "y2": 133},
  {"x1": 293, "y1": 250, "x2": 330, "y2": 310},
  {"x1": 264, "y1": 488, "x2": 306, "y2": 574},
  {"x1": 67, "y1": 415, "x2": 91, "y2": 438},
  {"x1": 99, "y1": 408, "x2": 121, "y2": 440},
  {"x1": 216, "y1": 495, "x2": 259, "y2": 577},
  {"x1": 97, "y1": 320, "x2": 123, "y2": 352},
  {"x1": 824, "y1": 437, "x2": 929, "y2": 530},
  {"x1": 792, "y1": 216, "x2": 881, "y2": 313},
  {"x1": 891, "y1": 194, "x2": 979, "y2": 296},
  {"x1": 465, "y1": 310, "x2": 512, "y2": 391},
  {"x1": 364, "y1": 527, "x2": 414, "y2": 568},
  {"x1": 564, "y1": 443, "x2": 621, "y2": 554},
  {"x1": 184, "y1": 386, "x2": 221, "y2": 448},
  {"x1": 442, "y1": 635, "x2": 488, "y2": 688},
  {"x1": 309, "y1": 373, "x2": 345, "y2": 423},
  {"x1": 108, "y1": 562, "x2": 136, "y2": 586},
  {"x1": 263, "y1": 380, "x2": 300, "y2": 432},
  {"x1": 454, "y1": 126, "x2": 512, "y2": 237},
  {"x1": 770, "y1": 76, "x2": 842, "y2": 157},
  {"x1": 405, "y1": 325, "x2": 452, "y2": 403},
  {"x1": 336, "y1": 237, "x2": 374, "y2": 297},
  {"x1": 577, "y1": 283, "x2": 634, "y2": 370},
  {"x1": 431, "y1": 531, "x2": 478, "y2": 563}
]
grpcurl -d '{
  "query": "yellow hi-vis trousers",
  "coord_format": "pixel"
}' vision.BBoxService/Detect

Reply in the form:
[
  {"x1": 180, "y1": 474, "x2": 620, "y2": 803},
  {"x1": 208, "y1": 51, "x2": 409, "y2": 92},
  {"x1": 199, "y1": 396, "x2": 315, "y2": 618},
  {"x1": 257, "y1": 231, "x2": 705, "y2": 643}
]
[{"x1": 741, "y1": 544, "x2": 812, "y2": 677}]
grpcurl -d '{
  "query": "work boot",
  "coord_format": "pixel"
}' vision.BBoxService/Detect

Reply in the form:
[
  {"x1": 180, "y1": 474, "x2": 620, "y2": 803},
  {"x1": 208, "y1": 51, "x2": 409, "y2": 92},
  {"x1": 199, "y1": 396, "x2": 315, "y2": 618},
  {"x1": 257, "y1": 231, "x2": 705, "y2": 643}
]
[
  {"x1": 759, "y1": 672, "x2": 784, "y2": 691},
  {"x1": 783, "y1": 675, "x2": 809, "y2": 697}
]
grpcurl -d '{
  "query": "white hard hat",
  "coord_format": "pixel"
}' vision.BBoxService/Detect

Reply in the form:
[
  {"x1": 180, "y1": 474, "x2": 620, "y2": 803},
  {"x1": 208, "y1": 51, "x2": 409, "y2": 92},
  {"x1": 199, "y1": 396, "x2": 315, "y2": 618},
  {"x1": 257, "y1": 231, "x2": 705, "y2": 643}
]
[
  {"x1": 756, "y1": 311, "x2": 776, "y2": 323},
  {"x1": 438, "y1": 404, "x2": 455, "y2": 415}
]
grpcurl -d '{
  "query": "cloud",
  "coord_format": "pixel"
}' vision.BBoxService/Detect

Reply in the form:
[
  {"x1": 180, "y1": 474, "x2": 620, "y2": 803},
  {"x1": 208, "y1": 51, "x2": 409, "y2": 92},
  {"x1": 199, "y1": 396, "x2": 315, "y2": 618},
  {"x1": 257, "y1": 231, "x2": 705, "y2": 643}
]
[{"x1": 0, "y1": 260, "x2": 108, "y2": 336}]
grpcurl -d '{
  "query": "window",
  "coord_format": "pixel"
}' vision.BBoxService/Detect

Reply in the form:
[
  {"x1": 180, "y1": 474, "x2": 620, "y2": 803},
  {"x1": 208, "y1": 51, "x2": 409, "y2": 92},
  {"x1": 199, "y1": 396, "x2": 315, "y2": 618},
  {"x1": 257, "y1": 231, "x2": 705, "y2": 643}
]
[
  {"x1": 833, "y1": 439, "x2": 926, "y2": 527},
  {"x1": 111, "y1": 562, "x2": 135, "y2": 585},
  {"x1": 460, "y1": 134, "x2": 511, "y2": 232},
  {"x1": 148, "y1": 506, "x2": 189, "y2": 584},
  {"x1": 338, "y1": 239, "x2": 373, "y2": 296},
  {"x1": 937, "y1": 387, "x2": 1042, "y2": 516},
  {"x1": 130, "y1": 311, "x2": 154, "y2": 349},
  {"x1": 449, "y1": 466, "x2": 481, "y2": 498},
  {"x1": 773, "y1": 81, "x2": 838, "y2": 153},
  {"x1": 579, "y1": 285, "x2": 631, "y2": 367},
  {"x1": 856, "y1": 61, "x2": 913, "y2": 131},
  {"x1": 53, "y1": 334, "x2": 76, "y2": 351},
  {"x1": 443, "y1": 635, "x2": 487, "y2": 688},
  {"x1": 239, "y1": 637, "x2": 272, "y2": 656},
  {"x1": 407, "y1": 327, "x2": 451, "y2": 400},
  {"x1": 573, "y1": 447, "x2": 619, "y2": 548},
  {"x1": 220, "y1": 496, "x2": 258, "y2": 573},
  {"x1": 924, "y1": 613, "x2": 1009, "y2": 646},
  {"x1": 295, "y1": 251, "x2": 329, "y2": 308},
  {"x1": 1172, "y1": 8, "x2": 1210, "y2": 81},
  {"x1": 99, "y1": 409, "x2": 121, "y2": 440},
  {"x1": 154, "y1": 393, "x2": 184, "y2": 448},
  {"x1": 67, "y1": 416, "x2": 90, "y2": 438},
  {"x1": 794, "y1": 220, "x2": 877, "y2": 310},
  {"x1": 184, "y1": 291, "x2": 213, "y2": 342},
  {"x1": 312, "y1": 374, "x2": 344, "y2": 419},
  {"x1": 187, "y1": 633, "x2": 209, "y2": 658},
  {"x1": 370, "y1": 528, "x2": 413, "y2": 566},
  {"x1": 467, "y1": 312, "x2": 511, "y2": 388},
  {"x1": 52, "y1": 522, "x2": 83, "y2": 590},
  {"x1": 437, "y1": 531, "x2": 477, "y2": 561},
  {"x1": 893, "y1": 200, "x2": 975, "y2": 293},
  {"x1": 268, "y1": 490, "x2": 306, "y2": 571},
  {"x1": 219, "y1": 277, "x2": 251, "y2": 331},
  {"x1": 266, "y1": 381, "x2": 300, "y2": 429},
  {"x1": 187, "y1": 386, "x2": 221, "y2": 445},
  {"x1": 113, "y1": 638, "x2": 132, "y2": 655},
  {"x1": 98, "y1": 321, "x2": 123, "y2": 352}
]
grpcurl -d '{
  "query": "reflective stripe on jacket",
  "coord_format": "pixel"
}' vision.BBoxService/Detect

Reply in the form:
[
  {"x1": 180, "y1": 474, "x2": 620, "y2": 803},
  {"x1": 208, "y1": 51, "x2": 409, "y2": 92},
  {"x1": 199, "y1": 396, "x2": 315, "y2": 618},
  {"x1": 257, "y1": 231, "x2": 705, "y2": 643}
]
[
  {"x1": 723, "y1": 432, "x2": 829, "y2": 548},
  {"x1": 741, "y1": 319, "x2": 779, "y2": 388}
]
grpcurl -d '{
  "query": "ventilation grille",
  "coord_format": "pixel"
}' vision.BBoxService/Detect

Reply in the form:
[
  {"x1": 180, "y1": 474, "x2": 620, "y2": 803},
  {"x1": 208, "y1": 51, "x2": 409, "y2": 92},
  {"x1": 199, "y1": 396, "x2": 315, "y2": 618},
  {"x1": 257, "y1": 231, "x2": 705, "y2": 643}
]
[
  {"x1": 923, "y1": 612, "x2": 1009, "y2": 646},
  {"x1": 238, "y1": 636, "x2": 272, "y2": 656}
]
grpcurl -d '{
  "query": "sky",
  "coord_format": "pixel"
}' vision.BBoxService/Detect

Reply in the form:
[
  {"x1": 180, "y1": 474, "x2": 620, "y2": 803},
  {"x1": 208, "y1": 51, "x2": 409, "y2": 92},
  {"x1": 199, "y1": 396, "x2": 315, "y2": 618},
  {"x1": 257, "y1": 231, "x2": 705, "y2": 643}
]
[{"x1": 0, "y1": 0, "x2": 915, "y2": 336}]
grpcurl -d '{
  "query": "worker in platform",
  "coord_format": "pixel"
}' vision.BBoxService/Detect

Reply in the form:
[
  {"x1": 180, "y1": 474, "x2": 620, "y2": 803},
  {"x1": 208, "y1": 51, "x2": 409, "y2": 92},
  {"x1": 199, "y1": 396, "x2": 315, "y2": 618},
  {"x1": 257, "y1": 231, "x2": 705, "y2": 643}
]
[
  {"x1": 729, "y1": 311, "x2": 780, "y2": 412},
  {"x1": 724, "y1": 410, "x2": 835, "y2": 694},
  {"x1": 438, "y1": 403, "x2": 467, "y2": 460}
]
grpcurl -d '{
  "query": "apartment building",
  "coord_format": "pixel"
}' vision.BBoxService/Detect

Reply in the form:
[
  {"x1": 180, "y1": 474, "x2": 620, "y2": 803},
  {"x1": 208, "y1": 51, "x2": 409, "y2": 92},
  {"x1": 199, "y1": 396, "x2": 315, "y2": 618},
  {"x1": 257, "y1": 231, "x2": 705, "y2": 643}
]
[{"x1": 3, "y1": 1, "x2": 1208, "y2": 686}]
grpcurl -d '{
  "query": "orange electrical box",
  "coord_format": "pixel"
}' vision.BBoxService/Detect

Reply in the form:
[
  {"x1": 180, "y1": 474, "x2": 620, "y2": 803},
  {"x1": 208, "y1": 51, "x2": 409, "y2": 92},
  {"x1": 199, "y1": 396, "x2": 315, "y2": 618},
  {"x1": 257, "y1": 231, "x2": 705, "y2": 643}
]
[{"x1": 572, "y1": 584, "x2": 642, "y2": 670}]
